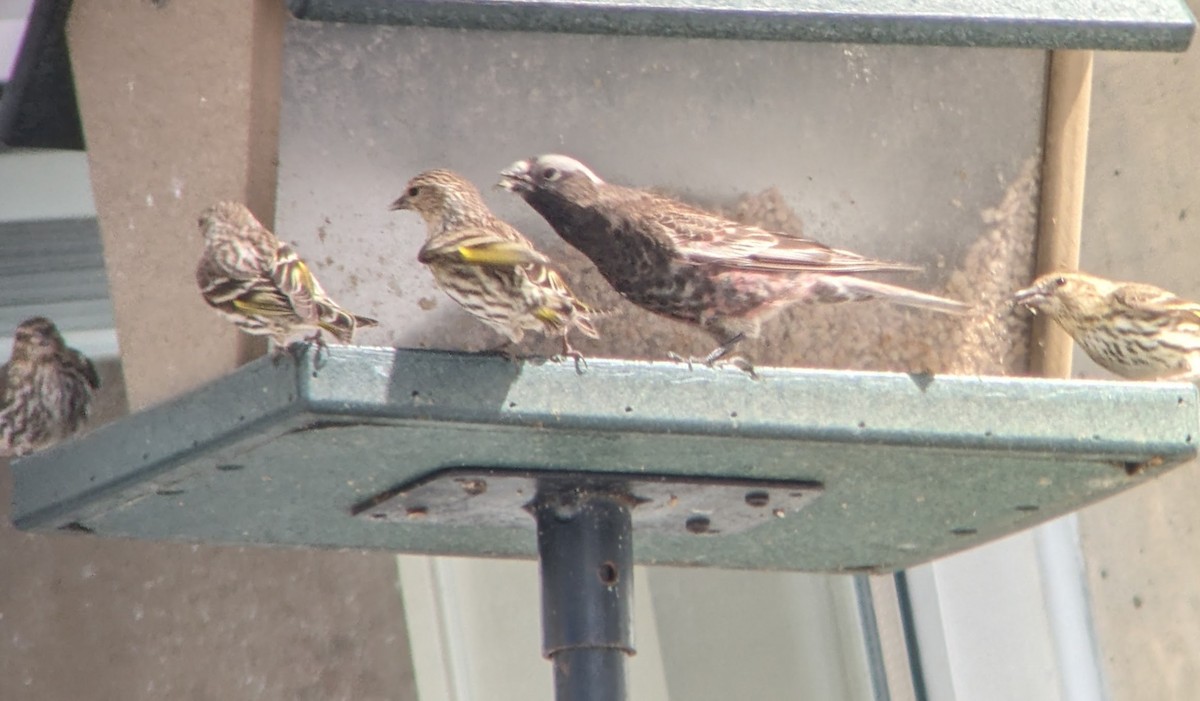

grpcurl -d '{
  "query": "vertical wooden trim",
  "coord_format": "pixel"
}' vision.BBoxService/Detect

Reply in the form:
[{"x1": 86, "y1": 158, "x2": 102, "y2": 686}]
[
  {"x1": 239, "y1": 0, "x2": 288, "y2": 365},
  {"x1": 1030, "y1": 50, "x2": 1093, "y2": 378},
  {"x1": 68, "y1": 1, "x2": 286, "y2": 407}
]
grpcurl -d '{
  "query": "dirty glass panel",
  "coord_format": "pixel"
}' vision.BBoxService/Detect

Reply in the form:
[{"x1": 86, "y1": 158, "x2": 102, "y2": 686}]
[{"x1": 277, "y1": 22, "x2": 1044, "y2": 377}]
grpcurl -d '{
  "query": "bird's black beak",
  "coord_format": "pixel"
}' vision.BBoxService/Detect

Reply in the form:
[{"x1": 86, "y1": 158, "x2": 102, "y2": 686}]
[
  {"x1": 497, "y1": 160, "x2": 533, "y2": 193},
  {"x1": 1011, "y1": 284, "x2": 1048, "y2": 312},
  {"x1": 389, "y1": 195, "x2": 408, "y2": 212}
]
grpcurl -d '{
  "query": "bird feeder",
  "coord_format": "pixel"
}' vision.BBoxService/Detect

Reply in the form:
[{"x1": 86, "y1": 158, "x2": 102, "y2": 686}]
[{"x1": 15, "y1": 1, "x2": 1198, "y2": 700}]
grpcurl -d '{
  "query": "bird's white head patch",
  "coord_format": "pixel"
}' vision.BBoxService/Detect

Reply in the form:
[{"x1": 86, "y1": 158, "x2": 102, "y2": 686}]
[{"x1": 530, "y1": 154, "x2": 604, "y2": 184}]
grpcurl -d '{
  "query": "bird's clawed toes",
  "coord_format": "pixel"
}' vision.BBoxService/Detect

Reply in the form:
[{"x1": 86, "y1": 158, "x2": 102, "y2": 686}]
[
  {"x1": 719, "y1": 356, "x2": 759, "y2": 380},
  {"x1": 553, "y1": 350, "x2": 588, "y2": 375},
  {"x1": 301, "y1": 332, "x2": 330, "y2": 369},
  {"x1": 702, "y1": 332, "x2": 746, "y2": 367},
  {"x1": 555, "y1": 338, "x2": 588, "y2": 374},
  {"x1": 270, "y1": 342, "x2": 292, "y2": 365},
  {"x1": 666, "y1": 349, "x2": 756, "y2": 378},
  {"x1": 666, "y1": 351, "x2": 696, "y2": 371}
]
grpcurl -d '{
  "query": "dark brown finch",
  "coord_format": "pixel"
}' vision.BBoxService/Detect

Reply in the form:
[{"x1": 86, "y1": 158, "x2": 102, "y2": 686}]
[
  {"x1": 1014, "y1": 272, "x2": 1200, "y2": 381},
  {"x1": 1, "y1": 317, "x2": 101, "y2": 457},
  {"x1": 498, "y1": 154, "x2": 969, "y2": 369}
]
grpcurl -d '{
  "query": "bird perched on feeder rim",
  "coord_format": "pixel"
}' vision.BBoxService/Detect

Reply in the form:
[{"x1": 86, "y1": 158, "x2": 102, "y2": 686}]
[
  {"x1": 195, "y1": 201, "x2": 377, "y2": 355},
  {"x1": 390, "y1": 169, "x2": 600, "y2": 371},
  {"x1": 498, "y1": 154, "x2": 968, "y2": 375},
  {"x1": 1014, "y1": 271, "x2": 1200, "y2": 382},
  {"x1": 1, "y1": 317, "x2": 101, "y2": 457}
]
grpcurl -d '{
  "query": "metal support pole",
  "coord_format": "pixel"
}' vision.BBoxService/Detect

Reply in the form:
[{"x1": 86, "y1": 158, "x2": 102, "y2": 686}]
[{"x1": 533, "y1": 486, "x2": 635, "y2": 701}]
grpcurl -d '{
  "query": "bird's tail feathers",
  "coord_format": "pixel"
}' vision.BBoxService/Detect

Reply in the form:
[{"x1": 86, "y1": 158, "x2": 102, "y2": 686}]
[
  {"x1": 569, "y1": 297, "x2": 620, "y2": 339},
  {"x1": 535, "y1": 304, "x2": 602, "y2": 340},
  {"x1": 837, "y1": 277, "x2": 971, "y2": 315},
  {"x1": 319, "y1": 307, "x2": 378, "y2": 343},
  {"x1": 571, "y1": 311, "x2": 602, "y2": 340}
]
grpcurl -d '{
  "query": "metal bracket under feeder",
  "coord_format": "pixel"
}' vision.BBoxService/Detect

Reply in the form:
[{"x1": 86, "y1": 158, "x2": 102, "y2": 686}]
[
  {"x1": 353, "y1": 468, "x2": 824, "y2": 537},
  {"x1": 355, "y1": 470, "x2": 821, "y2": 701}
]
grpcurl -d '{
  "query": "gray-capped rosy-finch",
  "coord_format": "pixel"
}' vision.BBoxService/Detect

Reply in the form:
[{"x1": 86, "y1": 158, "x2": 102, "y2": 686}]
[
  {"x1": 390, "y1": 169, "x2": 600, "y2": 367},
  {"x1": 1015, "y1": 272, "x2": 1200, "y2": 381},
  {"x1": 1, "y1": 317, "x2": 101, "y2": 457},
  {"x1": 196, "y1": 201, "x2": 377, "y2": 351},
  {"x1": 499, "y1": 154, "x2": 968, "y2": 372}
]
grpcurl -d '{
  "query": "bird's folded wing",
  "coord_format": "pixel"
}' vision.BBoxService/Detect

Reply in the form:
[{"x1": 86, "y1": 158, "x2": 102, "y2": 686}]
[
  {"x1": 233, "y1": 285, "x2": 303, "y2": 319},
  {"x1": 418, "y1": 229, "x2": 550, "y2": 268},
  {"x1": 271, "y1": 243, "x2": 319, "y2": 322},
  {"x1": 657, "y1": 210, "x2": 918, "y2": 274},
  {"x1": 1117, "y1": 284, "x2": 1200, "y2": 317}
]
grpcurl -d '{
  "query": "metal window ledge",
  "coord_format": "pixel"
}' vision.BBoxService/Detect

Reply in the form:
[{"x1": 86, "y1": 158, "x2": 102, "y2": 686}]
[
  {"x1": 287, "y1": 0, "x2": 1196, "y2": 52},
  {"x1": 11, "y1": 346, "x2": 1197, "y2": 573}
]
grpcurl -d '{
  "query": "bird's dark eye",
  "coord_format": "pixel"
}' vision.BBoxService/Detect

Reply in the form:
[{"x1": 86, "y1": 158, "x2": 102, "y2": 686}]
[
  {"x1": 542, "y1": 167, "x2": 560, "y2": 181},
  {"x1": 407, "y1": 186, "x2": 420, "y2": 197},
  {"x1": 1054, "y1": 276, "x2": 1067, "y2": 287}
]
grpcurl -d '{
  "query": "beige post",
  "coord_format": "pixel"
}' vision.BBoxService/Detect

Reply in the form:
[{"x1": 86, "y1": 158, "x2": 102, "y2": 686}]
[
  {"x1": 1030, "y1": 50, "x2": 1093, "y2": 378},
  {"x1": 68, "y1": 0, "x2": 285, "y2": 409}
]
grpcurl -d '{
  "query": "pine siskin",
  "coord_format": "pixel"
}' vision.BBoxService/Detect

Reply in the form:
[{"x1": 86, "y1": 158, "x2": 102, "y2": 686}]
[
  {"x1": 1014, "y1": 272, "x2": 1200, "y2": 381},
  {"x1": 196, "y1": 201, "x2": 377, "y2": 351},
  {"x1": 499, "y1": 154, "x2": 968, "y2": 371},
  {"x1": 1, "y1": 317, "x2": 101, "y2": 457},
  {"x1": 390, "y1": 169, "x2": 600, "y2": 366}
]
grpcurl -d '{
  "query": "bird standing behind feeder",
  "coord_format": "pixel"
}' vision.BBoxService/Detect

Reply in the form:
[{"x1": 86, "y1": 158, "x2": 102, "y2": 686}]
[{"x1": 1, "y1": 317, "x2": 101, "y2": 457}]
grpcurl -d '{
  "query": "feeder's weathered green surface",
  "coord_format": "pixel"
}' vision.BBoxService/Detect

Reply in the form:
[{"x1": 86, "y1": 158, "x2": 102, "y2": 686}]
[
  {"x1": 288, "y1": 0, "x2": 1196, "y2": 51},
  {"x1": 11, "y1": 347, "x2": 1197, "y2": 572}
]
